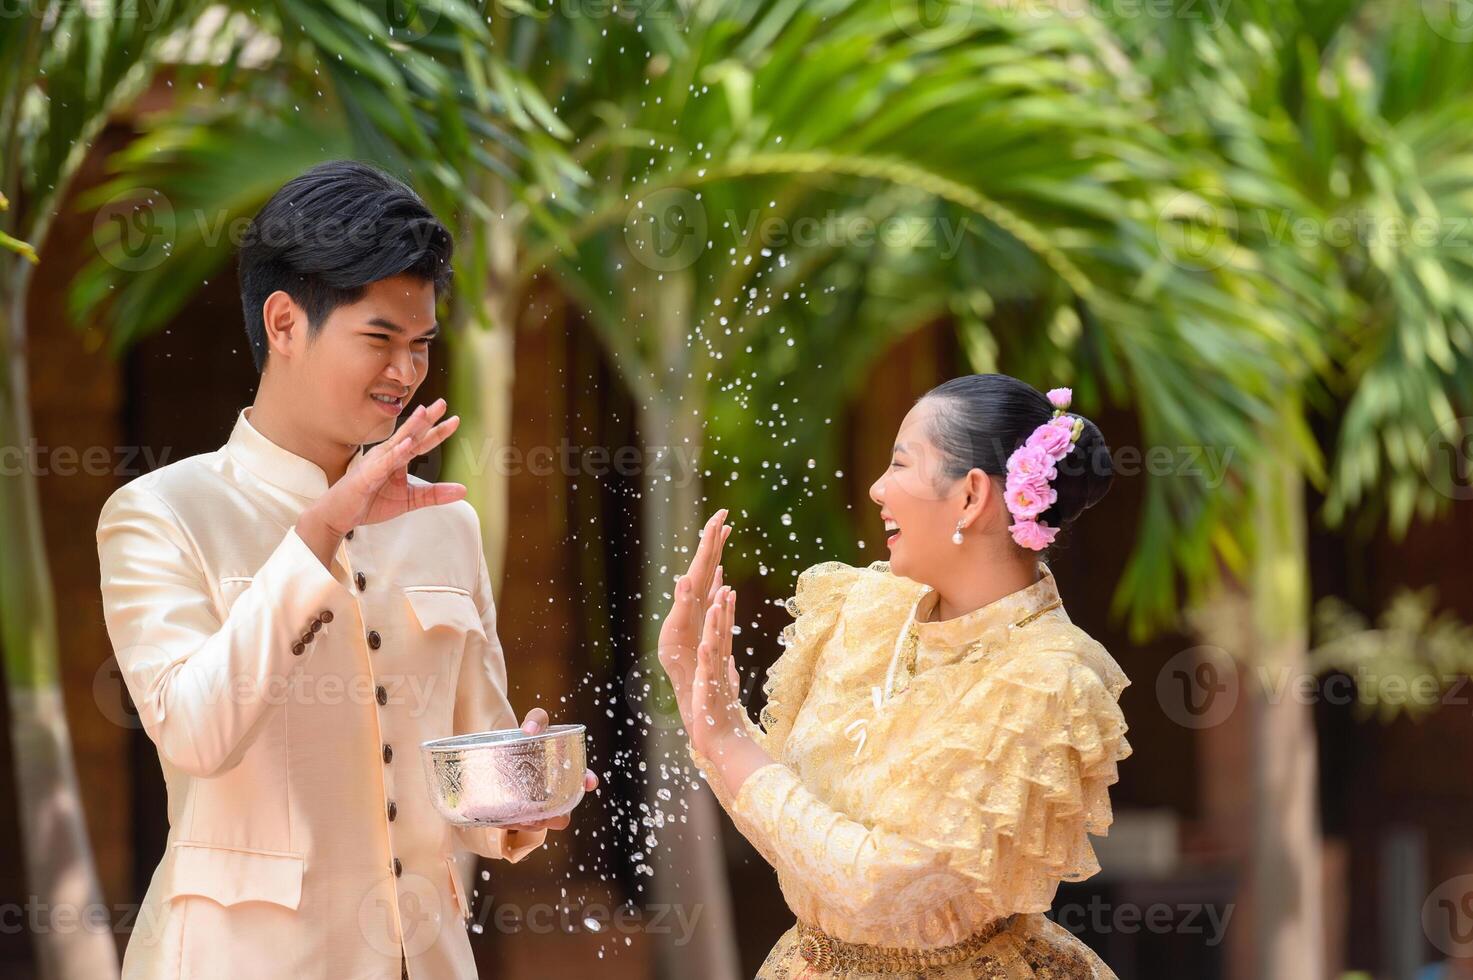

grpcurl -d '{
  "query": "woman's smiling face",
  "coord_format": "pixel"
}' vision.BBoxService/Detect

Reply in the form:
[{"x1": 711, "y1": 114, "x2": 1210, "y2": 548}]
[{"x1": 868, "y1": 400, "x2": 971, "y2": 582}]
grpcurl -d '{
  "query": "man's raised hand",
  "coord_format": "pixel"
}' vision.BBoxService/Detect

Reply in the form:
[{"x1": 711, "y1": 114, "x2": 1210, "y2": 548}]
[{"x1": 296, "y1": 398, "x2": 465, "y2": 565}]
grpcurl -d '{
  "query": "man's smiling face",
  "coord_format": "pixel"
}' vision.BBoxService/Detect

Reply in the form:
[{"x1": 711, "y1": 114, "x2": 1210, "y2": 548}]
[{"x1": 291, "y1": 273, "x2": 439, "y2": 447}]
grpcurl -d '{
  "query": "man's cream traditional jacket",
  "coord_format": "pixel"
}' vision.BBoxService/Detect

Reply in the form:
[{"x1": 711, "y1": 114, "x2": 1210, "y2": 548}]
[{"x1": 96, "y1": 407, "x2": 545, "y2": 979}]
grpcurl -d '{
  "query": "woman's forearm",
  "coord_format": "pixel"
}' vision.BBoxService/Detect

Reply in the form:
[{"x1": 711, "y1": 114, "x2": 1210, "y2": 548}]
[{"x1": 700, "y1": 729, "x2": 775, "y2": 800}]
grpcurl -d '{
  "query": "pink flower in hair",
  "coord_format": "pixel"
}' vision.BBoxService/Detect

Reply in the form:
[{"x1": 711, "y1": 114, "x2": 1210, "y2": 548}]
[
  {"x1": 1002, "y1": 385, "x2": 1085, "y2": 552},
  {"x1": 1006, "y1": 462, "x2": 1051, "y2": 494},
  {"x1": 1026, "y1": 417, "x2": 1075, "y2": 457},
  {"x1": 1005, "y1": 471, "x2": 1051, "y2": 509},
  {"x1": 1005, "y1": 480, "x2": 1055, "y2": 520},
  {"x1": 1006, "y1": 444, "x2": 1057, "y2": 483},
  {"x1": 1010, "y1": 518, "x2": 1060, "y2": 550}
]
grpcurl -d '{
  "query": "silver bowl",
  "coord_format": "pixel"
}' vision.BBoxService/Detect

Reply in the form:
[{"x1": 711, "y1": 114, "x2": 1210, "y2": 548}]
[{"x1": 421, "y1": 724, "x2": 586, "y2": 827}]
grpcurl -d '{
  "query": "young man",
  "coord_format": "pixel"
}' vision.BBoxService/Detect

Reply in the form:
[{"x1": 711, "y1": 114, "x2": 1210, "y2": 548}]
[{"x1": 96, "y1": 160, "x2": 595, "y2": 979}]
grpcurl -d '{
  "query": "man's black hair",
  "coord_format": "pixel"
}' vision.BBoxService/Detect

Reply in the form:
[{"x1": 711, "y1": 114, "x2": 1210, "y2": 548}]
[{"x1": 237, "y1": 160, "x2": 454, "y2": 372}]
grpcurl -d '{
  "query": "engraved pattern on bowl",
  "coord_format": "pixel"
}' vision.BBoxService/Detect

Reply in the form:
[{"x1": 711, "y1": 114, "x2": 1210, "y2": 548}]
[{"x1": 420, "y1": 724, "x2": 586, "y2": 827}]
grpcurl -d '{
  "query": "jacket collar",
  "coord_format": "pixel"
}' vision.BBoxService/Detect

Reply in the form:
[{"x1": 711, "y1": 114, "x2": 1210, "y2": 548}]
[{"x1": 225, "y1": 406, "x2": 368, "y2": 499}]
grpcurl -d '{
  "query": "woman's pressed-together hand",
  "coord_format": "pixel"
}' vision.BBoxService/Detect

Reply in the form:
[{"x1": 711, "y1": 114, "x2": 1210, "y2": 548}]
[
  {"x1": 657, "y1": 510, "x2": 773, "y2": 795},
  {"x1": 690, "y1": 584, "x2": 750, "y2": 759},
  {"x1": 657, "y1": 509, "x2": 732, "y2": 732}
]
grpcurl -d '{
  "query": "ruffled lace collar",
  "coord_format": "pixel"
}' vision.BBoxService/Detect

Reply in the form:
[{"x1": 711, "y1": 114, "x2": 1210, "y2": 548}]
[
  {"x1": 915, "y1": 561, "x2": 1062, "y2": 643},
  {"x1": 884, "y1": 561, "x2": 1067, "y2": 697}
]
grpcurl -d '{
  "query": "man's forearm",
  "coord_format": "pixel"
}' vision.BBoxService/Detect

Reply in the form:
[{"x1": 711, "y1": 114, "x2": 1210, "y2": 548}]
[
  {"x1": 295, "y1": 506, "x2": 344, "y2": 569},
  {"x1": 97, "y1": 489, "x2": 350, "y2": 778}
]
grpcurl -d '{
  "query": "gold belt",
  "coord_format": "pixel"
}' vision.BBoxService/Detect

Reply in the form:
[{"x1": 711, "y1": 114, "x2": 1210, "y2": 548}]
[{"x1": 794, "y1": 914, "x2": 1018, "y2": 972}]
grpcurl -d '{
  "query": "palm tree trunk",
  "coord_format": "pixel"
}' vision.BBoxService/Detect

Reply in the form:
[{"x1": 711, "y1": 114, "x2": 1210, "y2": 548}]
[
  {"x1": 1193, "y1": 413, "x2": 1323, "y2": 980},
  {"x1": 1248, "y1": 432, "x2": 1323, "y2": 979},
  {"x1": 0, "y1": 264, "x2": 121, "y2": 979},
  {"x1": 447, "y1": 166, "x2": 520, "y2": 600},
  {"x1": 443, "y1": 303, "x2": 519, "y2": 924},
  {"x1": 448, "y1": 313, "x2": 515, "y2": 597},
  {"x1": 638, "y1": 393, "x2": 741, "y2": 980}
]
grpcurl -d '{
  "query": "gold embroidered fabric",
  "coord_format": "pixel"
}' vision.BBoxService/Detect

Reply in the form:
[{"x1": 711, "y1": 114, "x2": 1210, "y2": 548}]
[
  {"x1": 689, "y1": 560, "x2": 1131, "y2": 978},
  {"x1": 760, "y1": 913, "x2": 1111, "y2": 979}
]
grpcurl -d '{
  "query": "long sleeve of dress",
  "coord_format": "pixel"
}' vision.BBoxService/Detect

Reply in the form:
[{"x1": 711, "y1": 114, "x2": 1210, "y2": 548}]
[
  {"x1": 96, "y1": 482, "x2": 353, "y2": 779},
  {"x1": 727, "y1": 649, "x2": 1131, "y2": 946},
  {"x1": 687, "y1": 713, "x2": 766, "y2": 813},
  {"x1": 450, "y1": 536, "x2": 547, "y2": 863},
  {"x1": 729, "y1": 762, "x2": 989, "y2": 946}
]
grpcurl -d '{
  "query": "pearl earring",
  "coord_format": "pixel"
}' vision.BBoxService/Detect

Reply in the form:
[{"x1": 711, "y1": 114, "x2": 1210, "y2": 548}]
[{"x1": 952, "y1": 521, "x2": 965, "y2": 545}]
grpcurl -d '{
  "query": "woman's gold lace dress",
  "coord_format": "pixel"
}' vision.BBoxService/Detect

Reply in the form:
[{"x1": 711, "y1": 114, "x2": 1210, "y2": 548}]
[{"x1": 690, "y1": 559, "x2": 1132, "y2": 979}]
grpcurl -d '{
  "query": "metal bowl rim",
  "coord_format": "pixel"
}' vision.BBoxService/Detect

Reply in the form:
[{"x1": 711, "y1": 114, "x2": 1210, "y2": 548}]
[{"x1": 420, "y1": 723, "x2": 586, "y2": 752}]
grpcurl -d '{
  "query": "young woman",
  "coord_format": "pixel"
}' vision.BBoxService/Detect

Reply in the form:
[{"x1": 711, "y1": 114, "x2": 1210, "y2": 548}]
[{"x1": 660, "y1": 374, "x2": 1131, "y2": 978}]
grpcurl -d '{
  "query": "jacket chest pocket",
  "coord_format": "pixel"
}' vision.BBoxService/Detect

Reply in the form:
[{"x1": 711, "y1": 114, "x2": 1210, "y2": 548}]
[
  {"x1": 402, "y1": 587, "x2": 485, "y2": 640},
  {"x1": 163, "y1": 841, "x2": 305, "y2": 910}
]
